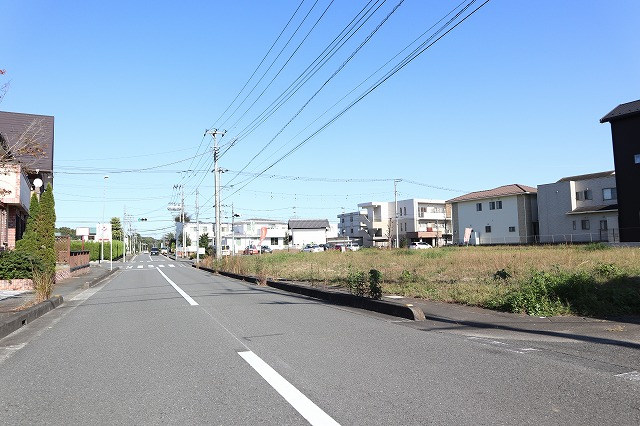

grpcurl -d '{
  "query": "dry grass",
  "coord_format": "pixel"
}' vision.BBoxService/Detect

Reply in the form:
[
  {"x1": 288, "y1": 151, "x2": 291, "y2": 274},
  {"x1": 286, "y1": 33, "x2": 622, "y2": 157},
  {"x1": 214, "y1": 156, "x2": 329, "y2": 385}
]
[{"x1": 205, "y1": 244, "x2": 640, "y2": 316}]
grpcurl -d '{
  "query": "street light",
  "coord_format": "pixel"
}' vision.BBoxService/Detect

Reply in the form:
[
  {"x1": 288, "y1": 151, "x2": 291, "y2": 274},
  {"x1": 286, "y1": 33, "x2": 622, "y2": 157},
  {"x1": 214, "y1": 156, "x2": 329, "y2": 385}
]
[{"x1": 101, "y1": 175, "x2": 109, "y2": 264}]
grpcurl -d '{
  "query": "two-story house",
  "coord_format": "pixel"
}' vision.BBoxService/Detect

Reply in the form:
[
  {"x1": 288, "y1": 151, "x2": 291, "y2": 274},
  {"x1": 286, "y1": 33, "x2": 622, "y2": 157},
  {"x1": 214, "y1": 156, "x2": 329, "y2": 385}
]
[
  {"x1": 448, "y1": 184, "x2": 538, "y2": 245},
  {"x1": 537, "y1": 171, "x2": 618, "y2": 243}
]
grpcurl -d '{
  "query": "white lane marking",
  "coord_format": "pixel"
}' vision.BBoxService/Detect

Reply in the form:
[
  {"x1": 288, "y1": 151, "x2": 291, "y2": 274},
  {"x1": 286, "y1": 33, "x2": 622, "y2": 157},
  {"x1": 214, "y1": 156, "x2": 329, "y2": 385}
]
[
  {"x1": 615, "y1": 371, "x2": 640, "y2": 381},
  {"x1": 156, "y1": 268, "x2": 198, "y2": 306},
  {"x1": 137, "y1": 265, "x2": 143, "y2": 269},
  {"x1": 148, "y1": 265, "x2": 154, "y2": 268},
  {"x1": 159, "y1": 264, "x2": 165, "y2": 268},
  {"x1": 0, "y1": 343, "x2": 27, "y2": 365},
  {"x1": 126, "y1": 266, "x2": 132, "y2": 269},
  {"x1": 238, "y1": 351, "x2": 340, "y2": 426},
  {"x1": 169, "y1": 264, "x2": 175, "y2": 268}
]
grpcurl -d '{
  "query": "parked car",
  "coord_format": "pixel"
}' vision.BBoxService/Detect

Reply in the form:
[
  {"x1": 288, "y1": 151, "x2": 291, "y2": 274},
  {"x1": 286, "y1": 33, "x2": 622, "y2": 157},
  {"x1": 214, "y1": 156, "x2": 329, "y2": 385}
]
[
  {"x1": 346, "y1": 244, "x2": 360, "y2": 251},
  {"x1": 150, "y1": 247, "x2": 160, "y2": 256},
  {"x1": 409, "y1": 242, "x2": 432, "y2": 250},
  {"x1": 302, "y1": 244, "x2": 323, "y2": 253},
  {"x1": 261, "y1": 245, "x2": 272, "y2": 254},
  {"x1": 243, "y1": 245, "x2": 260, "y2": 255}
]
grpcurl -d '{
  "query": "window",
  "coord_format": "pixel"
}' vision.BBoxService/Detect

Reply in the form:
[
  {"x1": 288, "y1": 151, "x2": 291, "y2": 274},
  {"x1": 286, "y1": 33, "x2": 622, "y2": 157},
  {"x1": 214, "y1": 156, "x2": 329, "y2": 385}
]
[
  {"x1": 572, "y1": 220, "x2": 576, "y2": 230},
  {"x1": 635, "y1": 154, "x2": 640, "y2": 164},
  {"x1": 400, "y1": 223, "x2": 403, "y2": 231},
  {"x1": 341, "y1": 218, "x2": 344, "y2": 223},
  {"x1": 350, "y1": 228, "x2": 353, "y2": 234},
  {"x1": 270, "y1": 237, "x2": 278, "y2": 246},
  {"x1": 350, "y1": 216, "x2": 353, "y2": 222},
  {"x1": 576, "y1": 191, "x2": 583, "y2": 201},
  {"x1": 581, "y1": 219, "x2": 590, "y2": 230},
  {"x1": 599, "y1": 220, "x2": 608, "y2": 231},
  {"x1": 403, "y1": 207, "x2": 407, "y2": 216},
  {"x1": 508, "y1": 226, "x2": 515, "y2": 232},
  {"x1": 485, "y1": 226, "x2": 491, "y2": 233},
  {"x1": 584, "y1": 189, "x2": 593, "y2": 200},
  {"x1": 399, "y1": 209, "x2": 402, "y2": 217},
  {"x1": 602, "y1": 188, "x2": 617, "y2": 200},
  {"x1": 496, "y1": 201, "x2": 502, "y2": 209},
  {"x1": 489, "y1": 201, "x2": 495, "y2": 210},
  {"x1": 476, "y1": 203, "x2": 482, "y2": 211}
]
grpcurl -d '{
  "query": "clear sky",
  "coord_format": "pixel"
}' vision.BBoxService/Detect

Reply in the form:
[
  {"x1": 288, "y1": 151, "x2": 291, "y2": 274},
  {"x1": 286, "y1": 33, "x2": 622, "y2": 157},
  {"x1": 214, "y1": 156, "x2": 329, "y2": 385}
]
[{"x1": 2, "y1": 0, "x2": 639, "y2": 238}]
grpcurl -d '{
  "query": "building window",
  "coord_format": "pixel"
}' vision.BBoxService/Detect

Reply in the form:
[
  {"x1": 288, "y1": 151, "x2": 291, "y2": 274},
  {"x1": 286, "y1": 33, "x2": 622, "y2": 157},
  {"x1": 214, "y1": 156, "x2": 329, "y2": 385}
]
[
  {"x1": 270, "y1": 237, "x2": 278, "y2": 245},
  {"x1": 584, "y1": 189, "x2": 593, "y2": 200},
  {"x1": 572, "y1": 220, "x2": 576, "y2": 230},
  {"x1": 485, "y1": 226, "x2": 491, "y2": 233},
  {"x1": 350, "y1": 228, "x2": 353, "y2": 234},
  {"x1": 496, "y1": 201, "x2": 502, "y2": 209},
  {"x1": 602, "y1": 188, "x2": 617, "y2": 200},
  {"x1": 635, "y1": 154, "x2": 640, "y2": 164},
  {"x1": 399, "y1": 209, "x2": 402, "y2": 217},
  {"x1": 508, "y1": 226, "x2": 515, "y2": 232},
  {"x1": 403, "y1": 207, "x2": 407, "y2": 216},
  {"x1": 350, "y1": 216, "x2": 353, "y2": 222},
  {"x1": 599, "y1": 220, "x2": 608, "y2": 231},
  {"x1": 489, "y1": 201, "x2": 495, "y2": 210},
  {"x1": 341, "y1": 218, "x2": 344, "y2": 223},
  {"x1": 581, "y1": 219, "x2": 590, "y2": 230},
  {"x1": 576, "y1": 191, "x2": 583, "y2": 201},
  {"x1": 476, "y1": 203, "x2": 482, "y2": 211}
]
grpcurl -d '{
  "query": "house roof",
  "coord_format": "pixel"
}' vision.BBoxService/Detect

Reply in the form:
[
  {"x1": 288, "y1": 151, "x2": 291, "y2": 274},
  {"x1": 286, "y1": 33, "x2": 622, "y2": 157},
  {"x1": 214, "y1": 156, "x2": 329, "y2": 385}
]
[
  {"x1": 600, "y1": 99, "x2": 640, "y2": 123},
  {"x1": 446, "y1": 184, "x2": 536, "y2": 203},
  {"x1": 288, "y1": 219, "x2": 330, "y2": 229},
  {"x1": 567, "y1": 204, "x2": 618, "y2": 215},
  {"x1": 557, "y1": 170, "x2": 615, "y2": 182},
  {"x1": 0, "y1": 111, "x2": 54, "y2": 172}
]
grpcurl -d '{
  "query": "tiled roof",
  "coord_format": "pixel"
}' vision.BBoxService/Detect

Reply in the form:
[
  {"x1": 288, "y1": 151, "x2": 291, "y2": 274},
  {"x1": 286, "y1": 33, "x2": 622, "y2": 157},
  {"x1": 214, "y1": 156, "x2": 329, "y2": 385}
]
[
  {"x1": 557, "y1": 170, "x2": 614, "y2": 182},
  {"x1": 447, "y1": 184, "x2": 536, "y2": 203},
  {"x1": 288, "y1": 219, "x2": 330, "y2": 229},
  {"x1": 600, "y1": 99, "x2": 640, "y2": 123}
]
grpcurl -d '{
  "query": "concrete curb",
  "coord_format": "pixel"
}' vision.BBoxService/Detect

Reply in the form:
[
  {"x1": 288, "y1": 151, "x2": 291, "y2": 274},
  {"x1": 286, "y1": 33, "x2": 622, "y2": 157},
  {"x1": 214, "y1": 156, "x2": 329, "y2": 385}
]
[
  {"x1": 0, "y1": 295, "x2": 63, "y2": 341},
  {"x1": 194, "y1": 265, "x2": 425, "y2": 321},
  {"x1": 83, "y1": 267, "x2": 119, "y2": 289}
]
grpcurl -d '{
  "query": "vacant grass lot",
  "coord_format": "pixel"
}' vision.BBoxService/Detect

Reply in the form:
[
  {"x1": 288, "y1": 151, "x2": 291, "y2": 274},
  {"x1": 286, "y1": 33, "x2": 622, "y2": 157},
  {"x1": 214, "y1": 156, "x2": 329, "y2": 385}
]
[{"x1": 204, "y1": 244, "x2": 640, "y2": 318}]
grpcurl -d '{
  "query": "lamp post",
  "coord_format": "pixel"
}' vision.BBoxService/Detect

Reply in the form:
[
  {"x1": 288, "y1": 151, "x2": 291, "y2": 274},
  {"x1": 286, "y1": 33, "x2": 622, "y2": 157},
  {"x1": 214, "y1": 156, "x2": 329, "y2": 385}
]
[{"x1": 101, "y1": 175, "x2": 109, "y2": 264}]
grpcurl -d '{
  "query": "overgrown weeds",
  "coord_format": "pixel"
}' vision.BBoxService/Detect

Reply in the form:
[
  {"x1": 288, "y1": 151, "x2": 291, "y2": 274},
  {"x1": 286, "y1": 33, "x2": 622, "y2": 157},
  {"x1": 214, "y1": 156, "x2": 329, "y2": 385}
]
[{"x1": 32, "y1": 270, "x2": 54, "y2": 302}]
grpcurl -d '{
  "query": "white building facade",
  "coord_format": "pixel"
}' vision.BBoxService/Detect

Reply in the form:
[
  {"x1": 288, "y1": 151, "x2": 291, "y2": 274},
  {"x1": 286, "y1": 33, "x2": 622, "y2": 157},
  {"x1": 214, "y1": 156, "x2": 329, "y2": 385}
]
[
  {"x1": 175, "y1": 222, "x2": 214, "y2": 255},
  {"x1": 537, "y1": 171, "x2": 618, "y2": 243},
  {"x1": 288, "y1": 219, "x2": 331, "y2": 247},
  {"x1": 223, "y1": 219, "x2": 288, "y2": 255},
  {"x1": 448, "y1": 184, "x2": 538, "y2": 245}
]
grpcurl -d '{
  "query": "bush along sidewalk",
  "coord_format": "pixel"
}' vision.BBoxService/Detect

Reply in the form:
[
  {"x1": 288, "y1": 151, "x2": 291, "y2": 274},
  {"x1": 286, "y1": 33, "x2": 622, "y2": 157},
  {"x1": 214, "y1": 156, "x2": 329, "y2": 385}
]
[{"x1": 346, "y1": 268, "x2": 383, "y2": 300}]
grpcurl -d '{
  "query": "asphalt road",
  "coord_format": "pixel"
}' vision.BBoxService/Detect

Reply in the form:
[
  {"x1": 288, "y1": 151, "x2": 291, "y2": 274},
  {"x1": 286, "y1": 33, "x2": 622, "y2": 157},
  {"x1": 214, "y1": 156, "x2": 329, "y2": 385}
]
[{"x1": 1, "y1": 253, "x2": 638, "y2": 425}]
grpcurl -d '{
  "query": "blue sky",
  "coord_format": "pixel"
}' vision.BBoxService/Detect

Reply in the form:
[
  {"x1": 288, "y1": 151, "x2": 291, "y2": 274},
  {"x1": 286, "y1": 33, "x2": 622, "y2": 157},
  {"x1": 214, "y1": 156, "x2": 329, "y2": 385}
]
[{"x1": 2, "y1": 0, "x2": 639, "y2": 238}]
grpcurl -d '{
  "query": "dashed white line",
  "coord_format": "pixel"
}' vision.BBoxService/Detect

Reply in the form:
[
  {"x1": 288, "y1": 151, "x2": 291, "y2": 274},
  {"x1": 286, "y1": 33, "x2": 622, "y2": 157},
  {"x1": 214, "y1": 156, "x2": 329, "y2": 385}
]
[
  {"x1": 238, "y1": 351, "x2": 340, "y2": 426},
  {"x1": 169, "y1": 264, "x2": 175, "y2": 268},
  {"x1": 137, "y1": 265, "x2": 143, "y2": 269},
  {"x1": 615, "y1": 371, "x2": 640, "y2": 381},
  {"x1": 156, "y1": 268, "x2": 198, "y2": 306}
]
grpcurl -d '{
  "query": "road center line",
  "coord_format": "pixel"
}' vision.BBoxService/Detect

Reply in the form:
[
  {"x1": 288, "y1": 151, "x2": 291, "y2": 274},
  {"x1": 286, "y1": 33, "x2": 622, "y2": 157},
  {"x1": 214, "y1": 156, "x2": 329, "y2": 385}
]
[
  {"x1": 157, "y1": 268, "x2": 198, "y2": 306},
  {"x1": 238, "y1": 350, "x2": 340, "y2": 426}
]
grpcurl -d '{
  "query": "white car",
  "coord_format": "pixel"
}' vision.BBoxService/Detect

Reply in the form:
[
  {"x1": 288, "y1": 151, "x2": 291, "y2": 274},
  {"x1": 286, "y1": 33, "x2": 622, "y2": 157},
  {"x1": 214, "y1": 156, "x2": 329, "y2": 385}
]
[
  {"x1": 409, "y1": 242, "x2": 432, "y2": 250},
  {"x1": 302, "y1": 244, "x2": 323, "y2": 253}
]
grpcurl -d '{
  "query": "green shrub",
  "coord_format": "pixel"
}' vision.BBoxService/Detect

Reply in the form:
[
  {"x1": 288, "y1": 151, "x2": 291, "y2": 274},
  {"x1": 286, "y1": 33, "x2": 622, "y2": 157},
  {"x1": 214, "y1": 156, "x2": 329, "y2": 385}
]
[
  {"x1": 400, "y1": 269, "x2": 418, "y2": 283},
  {"x1": 369, "y1": 269, "x2": 383, "y2": 299},
  {"x1": 582, "y1": 242, "x2": 610, "y2": 251},
  {"x1": 346, "y1": 270, "x2": 367, "y2": 296},
  {"x1": 0, "y1": 251, "x2": 44, "y2": 279},
  {"x1": 593, "y1": 263, "x2": 621, "y2": 278}
]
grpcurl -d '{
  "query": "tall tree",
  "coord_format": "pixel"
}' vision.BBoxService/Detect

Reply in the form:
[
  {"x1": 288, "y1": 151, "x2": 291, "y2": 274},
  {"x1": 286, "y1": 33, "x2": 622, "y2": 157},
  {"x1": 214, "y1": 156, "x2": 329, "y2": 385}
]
[
  {"x1": 37, "y1": 183, "x2": 56, "y2": 273},
  {"x1": 111, "y1": 217, "x2": 122, "y2": 241},
  {"x1": 16, "y1": 193, "x2": 40, "y2": 254},
  {"x1": 199, "y1": 233, "x2": 209, "y2": 248}
]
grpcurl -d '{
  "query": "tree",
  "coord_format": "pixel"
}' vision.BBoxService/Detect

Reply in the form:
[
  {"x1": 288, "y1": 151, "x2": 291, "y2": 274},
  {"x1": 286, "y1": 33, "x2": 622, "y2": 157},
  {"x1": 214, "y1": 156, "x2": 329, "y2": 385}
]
[
  {"x1": 56, "y1": 227, "x2": 76, "y2": 238},
  {"x1": 199, "y1": 233, "x2": 209, "y2": 248},
  {"x1": 37, "y1": 183, "x2": 56, "y2": 273},
  {"x1": 15, "y1": 193, "x2": 40, "y2": 254},
  {"x1": 164, "y1": 232, "x2": 175, "y2": 250},
  {"x1": 111, "y1": 217, "x2": 122, "y2": 241},
  {"x1": 178, "y1": 232, "x2": 191, "y2": 247}
]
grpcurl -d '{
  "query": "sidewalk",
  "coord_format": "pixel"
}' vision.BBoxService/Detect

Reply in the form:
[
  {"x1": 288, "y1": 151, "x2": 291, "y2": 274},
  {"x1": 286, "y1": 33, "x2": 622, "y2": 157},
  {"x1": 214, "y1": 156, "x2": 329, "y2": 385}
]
[{"x1": 0, "y1": 265, "x2": 118, "y2": 340}]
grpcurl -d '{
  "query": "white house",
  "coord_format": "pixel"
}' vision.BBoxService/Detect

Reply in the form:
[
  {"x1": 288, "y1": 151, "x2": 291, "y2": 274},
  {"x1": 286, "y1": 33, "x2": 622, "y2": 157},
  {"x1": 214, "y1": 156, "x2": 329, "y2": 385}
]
[
  {"x1": 537, "y1": 171, "x2": 618, "y2": 243},
  {"x1": 223, "y1": 219, "x2": 288, "y2": 254},
  {"x1": 288, "y1": 219, "x2": 331, "y2": 247},
  {"x1": 175, "y1": 222, "x2": 214, "y2": 255},
  {"x1": 448, "y1": 184, "x2": 538, "y2": 245}
]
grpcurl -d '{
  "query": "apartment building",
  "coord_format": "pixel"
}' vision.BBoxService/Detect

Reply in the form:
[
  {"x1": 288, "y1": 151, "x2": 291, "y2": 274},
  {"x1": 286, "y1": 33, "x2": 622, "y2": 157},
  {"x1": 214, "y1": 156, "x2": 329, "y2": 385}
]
[
  {"x1": 337, "y1": 210, "x2": 367, "y2": 246},
  {"x1": 175, "y1": 222, "x2": 214, "y2": 255},
  {"x1": 448, "y1": 184, "x2": 538, "y2": 245},
  {"x1": 600, "y1": 99, "x2": 640, "y2": 242},
  {"x1": 350, "y1": 199, "x2": 451, "y2": 247},
  {"x1": 537, "y1": 171, "x2": 618, "y2": 243},
  {"x1": 226, "y1": 219, "x2": 288, "y2": 254}
]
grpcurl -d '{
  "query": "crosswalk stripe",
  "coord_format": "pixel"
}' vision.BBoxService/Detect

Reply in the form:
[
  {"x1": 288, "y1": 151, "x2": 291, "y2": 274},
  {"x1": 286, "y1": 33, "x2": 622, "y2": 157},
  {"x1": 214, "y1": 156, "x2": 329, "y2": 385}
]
[
  {"x1": 169, "y1": 264, "x2": 175, "y2": 268},
  {"x1": 148, "y1": 265, "x2": 154, "y2": 268},
  {"x1": 159, "y1": 264, "x2": 165, "y2": 268},
  {"x1": 137, "y1": 265, "x2": 143, "y2": 269}
]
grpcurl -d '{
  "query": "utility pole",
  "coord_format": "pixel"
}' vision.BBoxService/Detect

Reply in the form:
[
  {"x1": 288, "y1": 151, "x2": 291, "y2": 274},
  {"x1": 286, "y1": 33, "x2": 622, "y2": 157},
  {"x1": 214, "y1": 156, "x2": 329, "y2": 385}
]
[
  {"x1": 180, "y1": 185, "x2": 185, "y2": 259},
  {"x1": 123, "y1": 206, "x2": 126, "y2": 263},
  {"x1": 206, "y1": 129, "x2": 226, "y2": 260},
  {"x1": 195, "y1": 189, "x2": 200, "y2": 265},
  {"x1": 394, "y1": 179, "x2": 401, "y2": 248}
]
